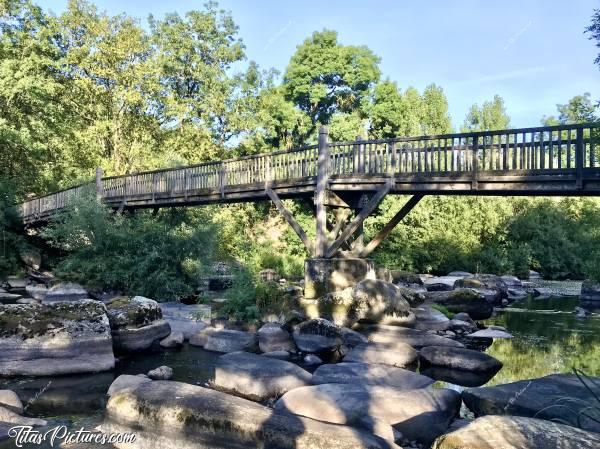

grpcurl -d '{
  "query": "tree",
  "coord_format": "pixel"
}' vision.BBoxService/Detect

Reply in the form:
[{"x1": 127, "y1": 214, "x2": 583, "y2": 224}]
[
  {"x1": 542, "y1": 93, "x2": 598, "y2": 125},
  {"x1": 585, "y1": 9, "x2": 600, "y2": 69},
  {"x1": 283, "y1": 29, "x2": 380, "y2": 137},
  {"x1": 462, "y1": 95, "x2": 510, "y2": 132},
  {"x1": 421, "y1": 84, "x2": 452, "y2": 135}
]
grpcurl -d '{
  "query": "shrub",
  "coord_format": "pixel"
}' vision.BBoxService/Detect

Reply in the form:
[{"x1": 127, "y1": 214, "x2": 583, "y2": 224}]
[
  {"x1": 41, "y1": 195, "x2": 217, "y2": 300},
  {"x1": 0, "y1": 181, "x2": 22, "y2": 277}
]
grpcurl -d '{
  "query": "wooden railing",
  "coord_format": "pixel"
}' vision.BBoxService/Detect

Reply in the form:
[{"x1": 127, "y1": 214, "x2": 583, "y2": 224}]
[{"x1": 18, "y1": 122, "x2": 600, "y2": 223}]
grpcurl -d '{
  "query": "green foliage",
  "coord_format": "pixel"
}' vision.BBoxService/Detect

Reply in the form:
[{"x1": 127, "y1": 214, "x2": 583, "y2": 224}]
[
  {"x1": 542, "y1": 93, "x2": 598, "y2": 125},
  {"x1": 41, "y1": 194, "x2": 217, "y2": 299},
  {"x1": 462, "y1": 95, "x2": 510, "y2": 132},
  {"x1": 585, "y1": 9, "x2": 600, "y2": 69},
  {"x1": 0, "y1": 181, "x2": 21, "y2": 276},
  {"x1": 221, "y1": 268, "x2": 259, "y2": 321},
  {"x1": 283, "y1": 29, "x2": 380, "y2": 132}
]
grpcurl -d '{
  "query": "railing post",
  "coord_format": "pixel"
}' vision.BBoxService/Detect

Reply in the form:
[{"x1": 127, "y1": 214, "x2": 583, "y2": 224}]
[
  {"x1": 219, "y1": 162, "x2": 226, "y2": 198},
  {"x1": 472, "y1": 135, "x2": 479, "y2": 190},
  {"x1": 264, "y1": 154, "x2": 272, "y2": 191},
  {"x1": 576, "y1": 127, "x2": 584, "y2": 189},
  {"x1": 388, "y1": 141, "x2": 396, "y2": 187},
  {"x1": 95, "y1": 167, "x2": 103, "y2": 202},
  {"x1": 356, "y1": 135, "x2": 365, "y2": 174},
  {"x1": 315, "y1": 125, "x2": 330, "y2": 258}
]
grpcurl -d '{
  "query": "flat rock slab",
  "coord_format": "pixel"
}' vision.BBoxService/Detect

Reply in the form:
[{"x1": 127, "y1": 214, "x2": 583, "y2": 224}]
[
  {"x1": 0, "y1": 301, "x2": 115, "y2": 376},
  {"x1": 468, "y1": 328, "x2": 513, "y2": 339},
  {"x1": 462, "y1": 373, "x2": 600, "y2": 433},
  {"x1": 214, "y1": 351, "x2": 312, "y2": 401},
  {"x1": 292, "y1": 319, "x2": 342, "y2": 353},
  {"x1": 107, "y1": 375, "x2": 152, "y2": 396},
  {"x1": 412, "y1": 306, "x2": 450, "y2": 331},
  {"x1": 343, "y1": 342, "x2": 418, "y2": 368},
  {"x1": 420, "y1": 346, "x2": 502, "y2": 373},
  {"x1": 276, "y1": 384, "x2": 460, "y2": 445},
  {"x1": 204, "y1": 329, "x2": 257, "y2": 353},
  {"x1": 258, "y1": 323, "x2": 295, "y2": 353},
  {"x1": 432, "y1": 415, "x2": 600, "y2": 449},
  {"x1": 159, "y1": 302, "x2": 211, "y2": 339},
  {"x1": 112, "y1": 319, "x2": 171, "y2": 352},
  {"x1": 357, "y1": 324, "x2": 464, "y2": 349},
  {"x1": 42, "y1": 282, "x2": 88, "y2": 303},
  {"x1": 426, "y1": 289, "x2": 493, "y2": 320},
  {"x1": 103, "y1": 380, "x2": 394, "y2": 449},
  {"x1": 424, "y1": 276, "x2": 462, "y2": 291},
  {"x1": 313, "y1": 362, "x2": 434, "y2": 389}
]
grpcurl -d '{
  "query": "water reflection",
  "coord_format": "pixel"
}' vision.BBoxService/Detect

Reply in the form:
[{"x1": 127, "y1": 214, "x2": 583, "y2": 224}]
[{"x1": 484, "y1": 296, "x2": 600, "y2": 385}]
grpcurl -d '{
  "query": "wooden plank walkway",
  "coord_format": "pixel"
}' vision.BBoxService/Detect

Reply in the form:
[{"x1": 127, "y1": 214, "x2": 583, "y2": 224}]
[{"x1": 18, "y1": 122, "x2": 600, "y2": 225}]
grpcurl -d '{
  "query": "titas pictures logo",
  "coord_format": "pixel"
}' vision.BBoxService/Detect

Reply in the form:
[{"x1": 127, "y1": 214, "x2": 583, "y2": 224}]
[{"x1": 8, "y1": 425, "x2": 136, "y2": 447}]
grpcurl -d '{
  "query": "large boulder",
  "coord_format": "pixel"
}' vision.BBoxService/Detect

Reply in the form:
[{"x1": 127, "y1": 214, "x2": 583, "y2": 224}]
[
  {"x1": 317, "y1": 280, "x2": 417, "y2": 327},
  {"x1": 0, "y1": 301, "x2": 115, "y2": 376},
  {"x1": 343, "y1": 342, "x2": 418, "y2": 368},
  {"x1": 42, "y1": 282, "x2": 88, "y2": 303},
  {"x1": 25, "y1": 284, "x2": 48, "y2": 301},
  {"x1": 276, "y1": 384, "x2": 461, "y2": 445},
  {"x1": 203, "y1": 329, "x2": 257, "y2": 353},
  {"x1": 420, "y1": 346, "x2": 502, "y2": 373},
  {"x1": 581, "y1": 279, "x2": 600, "y2": 301},
  {"x1": 357, "y1": 324, "x2": 464, "y2": 349},
  {"x1": 432, "y1": 415, "x2": 600, "y2": 449},
  {"x1": 106, "y1": 296, "x2": 171, "y2": 352},
  {"x1": 462, "y1": 373, "x2": 600, "y2": 433},
  {"x1": 107, "y1": 375, "x2": 152, "y2": 397},
  {"x1": 159, "y1": 302, "x2": 210, "y2": 339},
  {"x1": 390, "y1": 270, "x2": 423, "y2": 285},
  {"x1": 214, "y1": 351, "x2": 312, "y2": 401},
  {"x1": 426, "y1": 288, "x2": 493, "y2": 320},
  {"x1": 258, "y1": 323, "x2": 296, "y2": 353},
  {"x1": 292, "y1": 319, "x2": 342, "y2": 353},
  {"x1": 455, "y1": 274, "x2": 508, "y2": 304},
  {"x1": 159, "y1": 331, "x2": 184, "y2": 348},
  {"x1": 0, "y1": 406, "x2": 47, "y2": 427},
  {"x1": 0, "y1": 390, "x2": 23, "y2": 414},
  {"x1": 412, "y1": 306, "x2": 450, "y2": 331},
  {"x1": 313, "y1": 362, "x2": 434, "y2": 389},
  {"x1": 103, "y1": 380, "x2": 394, "y2": 449}
]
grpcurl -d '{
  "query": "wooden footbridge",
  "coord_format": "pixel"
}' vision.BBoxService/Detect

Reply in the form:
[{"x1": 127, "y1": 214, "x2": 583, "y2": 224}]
[{"x1": 18, "y1": 122, "x2": 600, "y2": 258}]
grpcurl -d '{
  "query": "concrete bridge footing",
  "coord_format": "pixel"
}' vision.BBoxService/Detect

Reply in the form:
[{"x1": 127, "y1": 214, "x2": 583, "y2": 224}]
[{"x1": 304, "y1": 257, "x2": 376, "y2": 299}]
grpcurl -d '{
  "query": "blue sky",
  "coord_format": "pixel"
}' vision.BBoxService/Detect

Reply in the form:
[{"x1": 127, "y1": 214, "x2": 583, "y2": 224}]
[{"x1": 38, "y1": 0, "x2": 599, "y2": 129}]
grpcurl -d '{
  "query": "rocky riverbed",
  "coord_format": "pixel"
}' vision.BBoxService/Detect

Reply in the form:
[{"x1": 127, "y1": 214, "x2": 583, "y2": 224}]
[{"x1": 0, "y1": 273, "x2": 599, "y2": 448}]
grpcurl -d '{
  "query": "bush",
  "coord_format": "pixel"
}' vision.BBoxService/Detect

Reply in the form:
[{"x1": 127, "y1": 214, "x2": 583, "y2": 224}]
[
  {"x1": 0, "y1": 181, "x2": 22, "y2": 277},
  {"x1": 41, "y1": 195, "x2": 218, "y2": 300}
]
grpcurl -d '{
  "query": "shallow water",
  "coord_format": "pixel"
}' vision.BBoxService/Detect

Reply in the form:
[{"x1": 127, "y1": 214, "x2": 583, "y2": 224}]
[{"x1": 1, "y1": 293, "x2": 599, "y2": 448}]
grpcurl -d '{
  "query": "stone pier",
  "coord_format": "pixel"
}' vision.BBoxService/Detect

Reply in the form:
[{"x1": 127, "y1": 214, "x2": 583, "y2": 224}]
[{"x1": 304, "y1": 258, "x2": 376, "y2": 299}]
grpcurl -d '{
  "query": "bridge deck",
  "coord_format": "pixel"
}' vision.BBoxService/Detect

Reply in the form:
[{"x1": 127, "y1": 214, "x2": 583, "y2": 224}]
[{"x1": 19, "y1": 123, "x2": 600, "y2": 225}]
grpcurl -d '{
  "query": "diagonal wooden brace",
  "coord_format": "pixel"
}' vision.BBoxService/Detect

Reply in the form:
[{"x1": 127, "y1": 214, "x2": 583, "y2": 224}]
[
  {"x1": 266, "y1": 188, "x2": 314, "y2": 256},
  {"x1": 325, "y1": 184, "x2": 391, "y2": 258},
  {"x1": 358, "y1": 194, "x2": 424, "y2": 257}
]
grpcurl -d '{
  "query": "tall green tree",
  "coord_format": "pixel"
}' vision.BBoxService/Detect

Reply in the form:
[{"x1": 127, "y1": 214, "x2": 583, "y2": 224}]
[
  {"x1": 283, "y1": 29, "x2": 380, "y2": 137},
  {"x1": 542, "y1": 93, "x2": 598, "y2": 125},
  {"x1": 585, "y1": 8, "x2": 600, "y2": 69},
  {"x1": 462, "y1": 95, "x2": 510, "y2": 132}
]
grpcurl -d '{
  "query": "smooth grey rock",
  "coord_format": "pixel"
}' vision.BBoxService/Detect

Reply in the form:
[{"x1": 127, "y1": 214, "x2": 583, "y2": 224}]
[
  {"x1": 426, "y1": 288, "x2": 493, "y2": 320},
  {"x1": 107, "y1": 296, "x2": 171, "y2": 352},
  {"x1": 357, "y1": 324, "x2": 464, "y2": 349},
  {"x1": 462, "y1": 373, "x2": 600, "y2": 433},
  {"x1": 0, "y1": 292, "x2": 21, "y2": 302},
  {"x1": 276, "y1": 384, "x2": 461, "y2": 445},
  {"x1": 390, "y1": 270, "x2": 423, "y2": 285},
  {"x1": 500, "y1": 275, "x2": 522, "y2": 288},
  {"x1": 0, "y1": 406, "x2": 47, "y2": 427},
  {"x1": 431, "y1": 415, "x2": 600, "y2": 449},
  {"x1": 204, "y1": 330, "x2": 257, "y2": 353},
  {"x1": 292, "y1": 319, "x2": 342, "y2": 353},
  {"x1": 313, "y1": 362, "x2": 434, "y2": 389},
  {"x1": 159, "y1": 302, "x2": 210, "y2": 339},
  {"x1": 16, "y1": 298, "x2": 38, "y2": 304},
  {"x1": 159, "y1": 331, "x2": 184, "y2": 348},
  {"x1": 5, "y1": 278, "x2": 27, "y2": 290},
  {"x1": 262, "y1": 350, "x2": 290, "y2": 360},
  {"x1": 112, "y1": 320, "x2": 171, "y2": 352},
  {"x1": 468, "y1": 328, "x2": 513, "y2": 339},
  {"x1": 147, "y1": 366, "x2": 173, "y2": 380},
  {"x1": 533, "y1": 287, "x2": 552, "y2": 299},
  {"x1": 104, "y1": 380, "x2": 393, "y2": 449},
  {"x1": 580, "y1": 279, "x2": 600, "y2": 301},
  {"x1": 188, "y1": 327, "x2": 216, "y2": 347},
  {"x1": 42, "y1": 282, "x2": 88, "y2": 303},
  {"x1": 303, "y1": 354, "x2": 322, "y2": 365},
  {"x1": 448, "y1": 271, "x2": 472, "y2": 278},
  {"x1": 420, "y1": 346, "x2": 502, "y2": 373},
  {"x1": 343, "y1": 342, "x2": 418, "y2": 368},
  {"x1": 507, "y1": 288, "x2": 528, "y2": 299},
  {"x1": 456, "y1": 275, "x2": 508, "y2": 303},
  {"x1": 452, "y1": 312, "x2": 474, "y2": 324},
  {"x1": 214, "y1": 351, "x2": 311, "y2": 401},
  {"x1": 258, "y1": 322, "x2": 295, "y2": 353},
  {"x1": 412, "y1": 306, "x2": 450, "y2": 331},
  {"x1": 0, "y1": 390, "x2": 23, "y2": 414},
  {"x1": 424, "y1": 276, "x2": 462, "y2": 291},
  {"x1": 25, "y1": 284, "x2": 48, "y2": 301},
  {"x1": 448, "y1": 319, "x2": 476, "y2": 333},
  {"x1": 0, "y1": 301, "x2": 115, "y2": 376},
  {"x1": 107, "y1": 374, "x2": 152, "y2": 396},
  {"x1": 340, "y1": 327, "x2": 368, "y2": 347}
]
